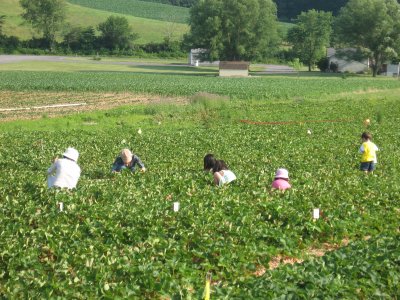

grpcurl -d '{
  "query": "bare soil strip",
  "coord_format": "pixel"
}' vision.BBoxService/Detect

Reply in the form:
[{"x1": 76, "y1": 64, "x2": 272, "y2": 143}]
[
  {"x1": 0, "y1": 91, "x2": 186, "y2": 122},
  {"x1": 254, "y1": 238, "x2": 351, "y2": 277},
  {"x1": 0, "y1": 102, "x2": 87, "y2": 112}
]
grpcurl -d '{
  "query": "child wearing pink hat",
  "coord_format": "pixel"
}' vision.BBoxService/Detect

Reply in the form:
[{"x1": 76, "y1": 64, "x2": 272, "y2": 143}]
[{"x1": 271, "y1": 168, "x2": 291, "y2": 191}]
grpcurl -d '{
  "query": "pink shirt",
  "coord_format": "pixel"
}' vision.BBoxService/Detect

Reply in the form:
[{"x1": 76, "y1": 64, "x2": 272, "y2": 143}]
[{"x1": 272, "y1": 179, "x2": 291, "y2": 191}]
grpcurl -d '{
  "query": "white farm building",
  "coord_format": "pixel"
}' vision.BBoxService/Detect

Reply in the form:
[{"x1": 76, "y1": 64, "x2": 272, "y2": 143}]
[{"x1": 327, "y1": 48, "x2": 369, "y2": 73}]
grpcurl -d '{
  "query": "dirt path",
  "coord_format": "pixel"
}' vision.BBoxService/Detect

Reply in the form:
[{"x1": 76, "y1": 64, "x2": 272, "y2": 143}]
[{"x1": 0, "y1": 90, "x2": 186, "y2": 122}]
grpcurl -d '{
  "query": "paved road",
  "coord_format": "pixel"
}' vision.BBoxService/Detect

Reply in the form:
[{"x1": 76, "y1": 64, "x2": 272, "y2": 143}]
[
  {"x1": 0, "y1": 55, "x2": 296, "y2": 73},
  {"x1": 255, "y1": 64, "x2": 297, "y2": 74},
  {"x1": 0, "y1": 55, "x2": 73, "y2": 64},
  {"x1": 0, "y1": 55, "x2": 189, "y2": 67}
]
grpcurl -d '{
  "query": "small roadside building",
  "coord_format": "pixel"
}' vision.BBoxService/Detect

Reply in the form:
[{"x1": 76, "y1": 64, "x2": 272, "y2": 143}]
[
  {"x1": 327, "y1": 48, "x2": 369, "y2": 73},
  {"x1": 219, "y1": 61, "x2": 249, "y2": 77},
  {"x1": 381, "y1": 63, "x2": 400, "y2": 77}
]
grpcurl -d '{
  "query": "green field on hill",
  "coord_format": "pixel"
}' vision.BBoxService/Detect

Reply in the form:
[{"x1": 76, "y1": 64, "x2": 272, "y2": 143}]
[
  {"x1": 67, "y1": 0, "x2": 190, "y2": 23},
  {"x1": 0, "y1": 0, "x2": 188, "y2": 44}
]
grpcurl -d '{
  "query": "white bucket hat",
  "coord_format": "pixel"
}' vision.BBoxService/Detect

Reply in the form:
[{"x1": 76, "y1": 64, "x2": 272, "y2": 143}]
[
  {"x1": 275, "y1": 168, "x2": 289, "y2": 179},
  {"x1": 63, "y1": 147, "x2": 79, "y2": 162}
]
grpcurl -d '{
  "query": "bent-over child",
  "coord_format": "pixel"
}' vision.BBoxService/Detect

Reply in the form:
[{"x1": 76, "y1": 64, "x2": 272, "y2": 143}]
[
  {"x1": 213, "y1": 160, "x2": 236, "y2": 186},
  {"x1": 47, "y1": 147, "x2": 81, "y2": 189},
  {"x1": 359, "y1": 132, "x2": 379, "y2": 174},
  {"x1": 112, "y1": 148, "x2": 146, "y2": 173},
  {"x1": 204, "y1": 153, "x2": 216, "y2": 172},
  {"x1": 271, "y1": 168, "x2": 291, "y2": 191}
]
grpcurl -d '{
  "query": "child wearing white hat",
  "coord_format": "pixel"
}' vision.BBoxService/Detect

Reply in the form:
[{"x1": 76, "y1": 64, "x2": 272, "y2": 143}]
[
  {"x1": 111, "y1": 149, "x2": 146, "y2": 173},
  {"x1": 47, "y1": 147, "x2": 81, "y2": 189},
  {"x1": 271, "y1": 168, "x2": 291, "y2": 191}
]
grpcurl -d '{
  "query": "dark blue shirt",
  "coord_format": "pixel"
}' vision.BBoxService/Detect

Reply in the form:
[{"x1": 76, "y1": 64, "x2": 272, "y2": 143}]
[{"x1": 111, "y1": 155, "x2": 145, "y2": 172}]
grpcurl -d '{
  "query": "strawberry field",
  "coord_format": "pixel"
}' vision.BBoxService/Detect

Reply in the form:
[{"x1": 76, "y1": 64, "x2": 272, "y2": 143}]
[
  {"x1": 1, "y1": 71, "x2": 400, "y2": 100},
  {"x1": 0, "y1": 71, "x2": 400, "y2": 298}
]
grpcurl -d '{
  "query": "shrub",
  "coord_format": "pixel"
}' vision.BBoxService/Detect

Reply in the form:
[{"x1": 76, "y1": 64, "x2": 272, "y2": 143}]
[{"x1": 317, "y1": 57, "x2": 330, "y2": 72}]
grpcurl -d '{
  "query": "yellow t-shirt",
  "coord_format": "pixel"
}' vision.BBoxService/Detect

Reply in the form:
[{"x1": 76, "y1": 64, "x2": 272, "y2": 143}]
[{"x1": 360, "y1": 141, "x2": 379, "y2": 163}]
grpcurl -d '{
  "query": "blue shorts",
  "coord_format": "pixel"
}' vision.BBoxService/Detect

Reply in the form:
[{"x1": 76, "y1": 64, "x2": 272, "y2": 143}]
[{"x1": 360, "y1": 161, "x2": 376, "y2": 172}]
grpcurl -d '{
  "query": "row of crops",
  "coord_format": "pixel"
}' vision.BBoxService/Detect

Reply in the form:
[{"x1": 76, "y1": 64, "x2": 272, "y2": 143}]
[
  {"x1": 1, "y1": 71, "x2": 400, "y2": 100},
  {"x1": 222, "y1": 234, "x2": 400, "y2": 298},
  {"x1": 67, "y1": 0, "x2": 190, "y2": 23},
  {"x1": 1, "y1": 87, "x2": 399, "y2": 297}
]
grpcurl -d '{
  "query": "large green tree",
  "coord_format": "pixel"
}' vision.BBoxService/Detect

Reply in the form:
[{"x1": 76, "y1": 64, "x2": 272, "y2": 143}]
[
  {"x1": 335, "y1": 0, "x2": 400, "y2": 77},
  {"x1": 19, "y1": 0, "x2": 66, "y2": 49},
  {"x1": 63, "y1": 26, "x2": 96, "y2": 52},
  {"x1": 287, "y1": 9, "x2": 333, "y2": 71},
  {"x1": 186, "y1": 0, "x2": 279, "y2": 61},
  {"x1": 98, "y1": 16, "x2": 138, "y2": 50}
]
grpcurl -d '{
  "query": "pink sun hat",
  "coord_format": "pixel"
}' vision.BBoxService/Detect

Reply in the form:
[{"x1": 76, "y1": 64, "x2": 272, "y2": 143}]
[{"x1": 275, "y1": 168, "x2": 289, "y2": 179}]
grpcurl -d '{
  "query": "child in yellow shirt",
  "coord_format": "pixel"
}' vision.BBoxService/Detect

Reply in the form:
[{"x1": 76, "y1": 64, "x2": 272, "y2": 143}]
[{"x1": 359, "y1": 132, "x2": 379, "y2": 174}]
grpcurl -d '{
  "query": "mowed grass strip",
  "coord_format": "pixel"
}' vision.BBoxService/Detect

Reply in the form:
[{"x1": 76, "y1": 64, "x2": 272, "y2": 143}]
[{"x1": 0, "y1": 61, "x2": 215, "y2": 74}]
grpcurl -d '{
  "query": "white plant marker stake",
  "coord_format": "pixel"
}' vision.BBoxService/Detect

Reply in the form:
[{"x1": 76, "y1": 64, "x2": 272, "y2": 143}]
[
  {"x1": 313, "y1": 208, "x2": 320, "y2": 220},
  {"x1": 59, "y1": 202, "x2": 64, "y2": 212},
  {"x1": 173, "y1": 202, "x2": 180, "y2": 212}
]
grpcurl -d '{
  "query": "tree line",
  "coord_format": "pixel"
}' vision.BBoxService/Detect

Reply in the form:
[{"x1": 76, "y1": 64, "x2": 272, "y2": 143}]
[
  {"x1": 141, "y1": 0, "x2": 351, "y2": 20},
  {"x1": 274, "y1": 0, "x2": 400, "y2": 20},
  {"x1": 142, "y1": 0, "x2": 400, "y2": 22}
]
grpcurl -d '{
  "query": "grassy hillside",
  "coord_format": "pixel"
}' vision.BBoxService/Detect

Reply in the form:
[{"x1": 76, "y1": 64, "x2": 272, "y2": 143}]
[
  {"x1": 67, "y1": 0, "x2": 190, "y2": 24},
  {"x1": 0, "y1": 0, "x2": 291, "y2": 45},
  {"x1": 67, "y1": 0, "x2": 294, "y2": 34},
  {"x1": 0, "y1": 0, "x2": 188, "y2": 44}
]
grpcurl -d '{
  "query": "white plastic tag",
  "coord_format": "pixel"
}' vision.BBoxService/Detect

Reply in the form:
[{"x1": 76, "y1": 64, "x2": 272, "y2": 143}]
[{"x1": 313, "y1": 208, "x2": 320, "y2": 219}]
